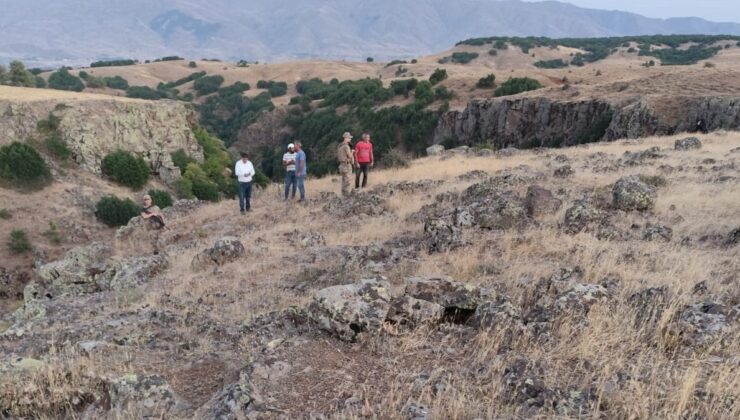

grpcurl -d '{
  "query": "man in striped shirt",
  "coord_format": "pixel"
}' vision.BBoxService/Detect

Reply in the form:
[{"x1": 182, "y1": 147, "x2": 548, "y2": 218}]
[{"x1": 283, "y1": 143, "x2": 297, "y2": 201}]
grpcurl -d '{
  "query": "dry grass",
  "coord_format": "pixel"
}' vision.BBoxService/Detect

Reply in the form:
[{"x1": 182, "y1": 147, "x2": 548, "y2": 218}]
[{"x1": 1, "y1": 131, "x2": 738, "y2": 418}]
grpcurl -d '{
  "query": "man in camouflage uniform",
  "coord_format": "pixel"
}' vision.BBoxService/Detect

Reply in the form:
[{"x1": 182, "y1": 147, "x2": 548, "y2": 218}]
[{"x1": 337, "y1": 132, "x2": 354, "y2": 196}]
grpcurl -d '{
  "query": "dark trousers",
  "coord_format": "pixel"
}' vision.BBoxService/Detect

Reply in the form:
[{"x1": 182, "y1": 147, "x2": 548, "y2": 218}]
[
  {"x1": 284, "y1": 171, "x2": 297, "y2": 199},
  {"x1": 238, "y1": 181, "x2": 252, "y2": 211},
  {"x1": 355, "y1": 163, "x2": 369, "y2": 188}
]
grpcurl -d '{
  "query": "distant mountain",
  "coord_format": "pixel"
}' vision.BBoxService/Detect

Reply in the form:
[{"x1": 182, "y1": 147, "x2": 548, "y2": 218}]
[{"x1": 2, "y1": 0, "x2": 740, "y2": 66}]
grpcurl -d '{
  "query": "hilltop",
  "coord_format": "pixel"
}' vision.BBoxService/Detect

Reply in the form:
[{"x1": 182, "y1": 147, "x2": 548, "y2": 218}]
[{"x1": 3, "y1": 0, "x2": 740, "y2": 66}]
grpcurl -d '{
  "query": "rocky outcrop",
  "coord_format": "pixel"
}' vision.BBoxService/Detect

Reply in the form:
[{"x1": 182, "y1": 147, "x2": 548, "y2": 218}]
[
  {"x1": 434, "y1": 96, "x2": 740, "y2": 148},
  {"x1": 0, "y1": 97, "x2": 203, "y2": 185}
]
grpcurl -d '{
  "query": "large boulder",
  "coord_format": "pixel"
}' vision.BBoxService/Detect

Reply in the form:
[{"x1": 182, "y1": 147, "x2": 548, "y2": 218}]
[
  {"x1": 423, "y1": 216, "x2": 466, "y2": 253},
  {"x1": 195, "y1": 368, "x2": 260, "y2": 419},
  {"x1": 108, "y1": 374, "x2": 180, "y2": 418},
  {"x1": 674, "y1": 137, "x2": 702, "y2": 151},
  {"x1": 386, "y1": 296, "x2": 445, "y2": 326},
  {"x1": 310, "y1": 278, "x2": 392, "y2": 341},
  {"x1": 405, "y1": 276, "x2": 483, "y2": 311},
  {"x1": 524, "y1": 185, "x2": 562, "y2": 218},
  {"x1": 563, "y1": 202, "x2": 603, "y2": 234},
  {"x1": 612, "y1": 176, "x2": 657, "y2": 211},
  {"x1": 35, "y1": 243, "x2": 113, "y2": 296},
  {"x1": 191, "y1": 237, "x2": 245, "y2": 270},
  {"x1": 103, "y1": 254, "x2": 169, "y2": 290},
  {"x1": 426, "y1": 144, "x2": 445, "y2": 156}
]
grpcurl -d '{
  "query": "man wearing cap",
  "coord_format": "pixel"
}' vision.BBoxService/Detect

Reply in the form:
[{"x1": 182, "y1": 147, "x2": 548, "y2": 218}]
[
  {"x1": 283, "y1": 143, "x2": 297, "y2": 201},
  {"x1": 337, "y1": 132, "x2": 354, "y2": 196},
  {"x1": 294, "y1": 141, "x2": 307, "y2": 202},
  {"x1": 234, "y1": 152, "x2": 255, "y2": 214}
]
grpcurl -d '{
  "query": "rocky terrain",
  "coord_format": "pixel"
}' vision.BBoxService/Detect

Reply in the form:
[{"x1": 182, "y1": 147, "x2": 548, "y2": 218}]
[
  {"x1": 0, "y1": 86, "x2": 202, "y2": 186},
  {"x1": 1, "y1": 130, "x2": 738, "y2": 418}
]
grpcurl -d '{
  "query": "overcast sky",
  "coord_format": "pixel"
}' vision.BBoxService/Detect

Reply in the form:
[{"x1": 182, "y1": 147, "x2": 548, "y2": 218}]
[{"x1": 523, "y1": 0, "x2": 740, "y2": 23}]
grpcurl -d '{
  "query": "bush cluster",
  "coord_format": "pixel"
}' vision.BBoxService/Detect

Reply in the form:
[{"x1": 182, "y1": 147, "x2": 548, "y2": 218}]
[
  {"x1": 102, "y1": 150, "x2": 150, "y2": 189},
  {"x1": 494, "y1": 77, "x2": 543, "y2": 97},
  {"x1": 95, "y1": 195, "x2": 140, "y2": 227},
  {"x1": 429, "y1": 68, "x2": 448, "y2": 85},
  {"x1": 148, "y1": 189, "x2": 173, "y2": 208},
  {"x1": 90, "y1": 59, "x2": 137, "y2": 68},
  {"x1": 534, "y1": 59, "x2": 568, "y2": 69},
  {"x1": 0, "y1": 142, "x2": 51, "y2": 187},
  {"x1": 48, "y1": 68, "x2": 84, "y2": 92},
  {"x1": 8, "y1": 229, "x2": 32, "y2": 253},
  {"x1": 257, "y1": 80, "x2": 288, "y2": 97},
  {"x1": 477, "y1": 74, "x2": 496, "y2": 88},
  {"x1": 194, "y1": 75, "x2": 225, "y2": 96}
]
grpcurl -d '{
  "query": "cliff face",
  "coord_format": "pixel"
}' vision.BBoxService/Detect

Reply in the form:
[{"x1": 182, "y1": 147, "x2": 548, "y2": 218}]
[
  {"x1": 0, "y1": 95, "x2": 203, "y2": 184},
  {"x1": 434, "y1": 96, "x2": 740, "y2": 148}
]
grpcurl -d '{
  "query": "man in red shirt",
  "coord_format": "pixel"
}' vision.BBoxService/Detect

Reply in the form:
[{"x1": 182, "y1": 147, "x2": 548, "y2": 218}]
[{"x1": 354, "y1": 133, "x2": 374, "y2": 189}]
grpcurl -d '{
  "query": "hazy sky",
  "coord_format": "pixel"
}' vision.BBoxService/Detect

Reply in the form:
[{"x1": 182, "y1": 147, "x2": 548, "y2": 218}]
[{"x1": 523, "y1": 0, "x2": 740, "y2": 23}]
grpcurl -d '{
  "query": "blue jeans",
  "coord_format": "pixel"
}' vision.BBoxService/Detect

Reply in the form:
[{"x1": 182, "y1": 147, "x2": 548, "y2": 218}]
[
  {"x1": 284, "y1": 171, "x2": 297, "y2": 199},
  {"x1": 296, "y1": 174, "x2": 306, "y2": 200},
  {"x1": 238, "y1": 181, "x2": 252, "y2": 211}
]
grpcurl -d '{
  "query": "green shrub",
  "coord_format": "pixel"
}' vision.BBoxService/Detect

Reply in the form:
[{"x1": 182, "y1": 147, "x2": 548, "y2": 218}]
[
  {"x1": 48, "y1": 68, "x2": 84, "y2": 92},
  {"x1": 390, "y1": 78, "x2": 418, "y2": 97},
  {"x1": 494, "y1": 77, "x2": 543, "y2": 97},
  {"x1": 171, "y1": 149, "x2": 196, "y2": 171},
  {"x1": 429, "y1": 68, "x2": 448, "y2": 85},
  {"x1": 43, "y1": 222, "x2": 62, "y2": 245},
  {"x1": 488, "y1": 49, "x2": 498, "y2": 56},
  {"x1": 257, "y1": 80, "x2": 288, "y2": 97},
  {"x1": 91, "y1": 59, "x2": 136, "y2": 68},
  {"x1": 84, "y1": 76, "x2": 105, "y2": 89},
  {"x1": 477, "y1": 74, "x2": 496, "y2": 88},
  {"x1": 154, "y1": 56, "x2": 184, "y2": 62},
  {"x1": 184, "y1": 164, "x2": 219, "y2": 201},
  {"x1": 35, "y1": 76, "x2": 47, "y2": 88},
  {"x1": 189, "y1": 61, "x2": 197, "y2": 68},
  {"x1": 148, "y1": 189, "x2": 173, "y2": 208},
  {"x1": 8, "y1": 229, "x2": 32, "y2": 253},
  {"x1": 126, "y1": 86, "x2": 161, "y2": 100},
  {"x1": 434, "y1": 86, "x2": 453, "y2": 100},
  {"x1": 252, "y1": 170, "x2": 270, "y2": 189},
  {"x1": 194, "y1": 75, "x2": 225, "y2": 96},
  {"x1": 0, "y1": 142, "x2": 51, "y2": 187},
  {"x1": 45, "y1": 133, "x2": 71, "y2": 161},
  {"x1": 494, "y1": 40, "x2": 508, "y2": 49},
  {"x1": 95, "y1": 195, "x2": 140, "y2": 227},
  {"x1": 0, "y1": 208, "x2": 11, "y2": 219},
  {"x1": 37, "y1": 113, "x2": 61, "y2": 132},
  {"x1": 639, "y1": 174, "x2": 668, "y2": 188},
  {"x1": 385, "y1": 60, "x2": 408, "y2": 68},
  {"x1": 414, "y1": 81, "x2": 435, "y2": 107},
  {"x1": 6, "y1": 61, "x2": 36, "y2": 87},
  {"x1": 534, "y1": 59, "x2": 568, "y2": 69},
  {"x1": 102, "y1": 150, "x2": 150, "y2": 189},
  {"x1": 451, "y1": 52, "x2": 479, "y2": 64},
  {"x1": 411, "y1": 59, "x2": 418, "y2": 64},
  {"x1": 627, "y1": 47, "x2": 637, "y2": 53},
  {"x1": 105, "y1": 76, "x2": 129, "y2": 90}
]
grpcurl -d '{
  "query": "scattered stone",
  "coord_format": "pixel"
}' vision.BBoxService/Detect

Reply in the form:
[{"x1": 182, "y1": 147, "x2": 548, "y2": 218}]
[
  {"x1": 497, "y1": 147, "x2": 519, "y2": 157},
  {"x1": 109, "y1": 374, "x2": 179, "y2": 418},
  {"x1": 195, "y1": 368, "x2": 259, "y2": 419},
  {"x1": 554, "y1": 283, "x2": 609, "y2": 316},
  {"x1": 674, "y1": 137, "x2": 702, "y2": 150},
  {"x1": 36, "y1": 242, "x2": 113, "y2": 295},
  {"x1": 191, "y1": 237, "x2": 245, "y2": 270},
  {"x1": 563, "y1": 202, "x2": 603, "y2": 233},
  {"x1": 726, "y1": 227, "x2": 740, "y2": 247},
  {"x1": 670, "y1": 301, "x2": 738, "y2": 349},
  {"x1": 457, "y1": 170, "x2": 488, "y2": 182},
  {"x1": 628, "y1": 287, "x2": 669, "y2": 327},
  {"x1": 386, "y1": 296, "x2": 445, "y2": 326},
  {"x1": 622, "y1": 146, "x2": 662, "y2": 166},
  {"x1": 423, "y1": 216, "x2": 466, "y2": 253},
  {"x1": 643, "y1": 223, "x2": 673, "y2": 242},
  {"x1": 472, "y1": 298, "x2": 522, "y2": 329},
  {"x1": 405, "y1": 276, "x2": 483, "y2": 311},
  {"x1": 295, "y1": 230, "x2": 326, "y2": 248},
  {"x1": 524, "y1": 185, "x2": 562, "y2": 218},
  {"x1": 553, "y1": 165, "x2": 575, "y2": 178},
  {"x1": 426, "y1": 145, "x2": 445, "y2": 156},
  {"x1": 310, "y1": 278, "x2": 392, "y2": 341},
  {"x1": 612, "y1": 176, "x2": 657, "y2": 211},
  {"x1": 323, "y1": 193, "x2": 388, "y2": 218}
]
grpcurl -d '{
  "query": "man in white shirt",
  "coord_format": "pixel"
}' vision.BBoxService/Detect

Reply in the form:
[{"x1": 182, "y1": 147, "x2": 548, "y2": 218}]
[
  {"x1": 283, "y1": 143, "x2": 297, "y2": 201},
  {"x1": 234, "y1": 152, "x2": 255, "y2": 214}
]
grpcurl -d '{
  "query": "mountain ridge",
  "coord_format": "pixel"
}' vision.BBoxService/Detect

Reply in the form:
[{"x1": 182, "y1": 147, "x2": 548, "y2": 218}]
[{"x1": 2, "y1": 0, "x2": 740, "y2": 66}]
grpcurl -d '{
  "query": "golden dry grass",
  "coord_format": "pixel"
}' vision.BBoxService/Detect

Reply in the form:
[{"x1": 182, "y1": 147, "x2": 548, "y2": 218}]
[{"x1": 1, "y1": 131, "x2": 738, "y2": 418}]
